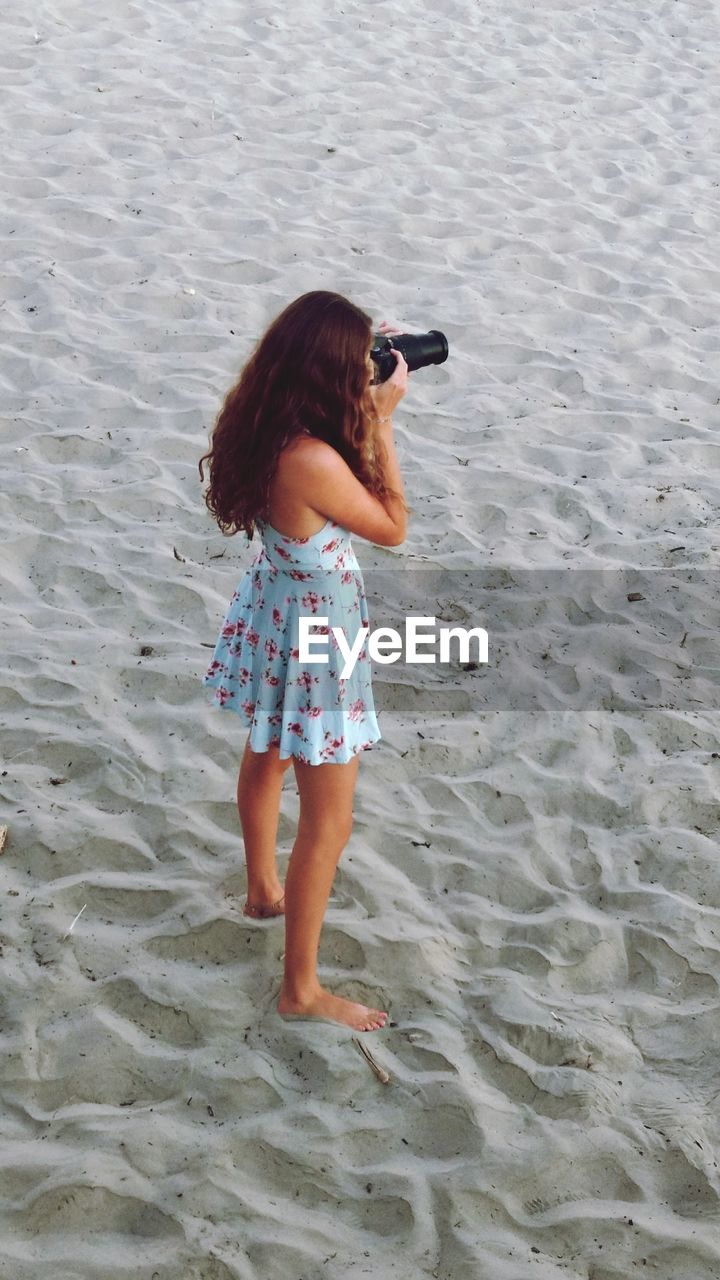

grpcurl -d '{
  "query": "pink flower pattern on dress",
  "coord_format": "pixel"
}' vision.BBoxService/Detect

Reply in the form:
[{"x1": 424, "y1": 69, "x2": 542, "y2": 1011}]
[
  {"x1": 202, "y1": 518, "x2": 380, "y2": 764},
  {"x1": 294, "y1": 670, "x2": 319, "y2": 692},
  {"x1": 301, "y1": 590, "x2": 326, "y2": 614}
]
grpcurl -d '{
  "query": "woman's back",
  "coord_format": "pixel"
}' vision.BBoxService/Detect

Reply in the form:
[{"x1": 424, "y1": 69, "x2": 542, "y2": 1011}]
[{"x1": 263, "y1": 430, "x2": 332, "y2": 543}]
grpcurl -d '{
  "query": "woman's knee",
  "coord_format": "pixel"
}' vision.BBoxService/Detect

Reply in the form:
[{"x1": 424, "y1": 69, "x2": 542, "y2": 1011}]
[
  {"x1": 333, "y1": 812, "x2": 355, "y2": 849},
  {"x1": 292, "y1": 755, "x2": 358, "y2": 847},
  {"x1": 297, "y1": 809, "x2": 354, "y2": 853}
]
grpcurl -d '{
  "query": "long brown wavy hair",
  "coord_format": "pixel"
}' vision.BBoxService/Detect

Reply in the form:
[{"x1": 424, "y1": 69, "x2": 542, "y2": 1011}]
[{"x1": 198, "y1": 290, "x2": 407, "y2": 539}]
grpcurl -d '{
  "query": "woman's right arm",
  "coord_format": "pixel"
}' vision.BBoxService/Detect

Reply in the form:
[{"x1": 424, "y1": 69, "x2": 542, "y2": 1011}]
[
  {"x1": 296, "y1": 352, "x2": 409, "y2": 547},
  {"x1": 295, "y1": 427, "x2": 407, "y2": 546}
]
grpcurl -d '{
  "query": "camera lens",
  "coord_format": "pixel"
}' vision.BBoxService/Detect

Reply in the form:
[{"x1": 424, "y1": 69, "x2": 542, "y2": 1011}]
[{"x1": 370, "y1": 330, "x2": 449, "y2": 383}]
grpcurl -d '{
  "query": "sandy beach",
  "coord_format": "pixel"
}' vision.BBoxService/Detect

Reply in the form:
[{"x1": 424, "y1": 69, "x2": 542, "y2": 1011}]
[{"x1": 2, "y1": 0, "x2": 720, "y2": 1276}]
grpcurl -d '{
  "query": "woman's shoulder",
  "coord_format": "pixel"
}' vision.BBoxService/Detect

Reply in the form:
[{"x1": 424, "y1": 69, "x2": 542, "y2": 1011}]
[
  {"x1": 272, "y1": 434, "x2": 342, "y2": 510},
  {"x1": 277, "y1": 433, "x2": 338, "y2": 472}
]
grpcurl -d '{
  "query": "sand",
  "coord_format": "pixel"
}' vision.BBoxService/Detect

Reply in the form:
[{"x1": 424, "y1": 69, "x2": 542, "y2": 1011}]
[{"x1": 2, "y1": 0, "x2": 720, "y2": 1277}]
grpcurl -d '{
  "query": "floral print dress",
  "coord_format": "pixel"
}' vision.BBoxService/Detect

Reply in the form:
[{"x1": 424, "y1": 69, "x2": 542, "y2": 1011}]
[{"x1": 202, "y1": 517, "x2": 381, "y2": 764}]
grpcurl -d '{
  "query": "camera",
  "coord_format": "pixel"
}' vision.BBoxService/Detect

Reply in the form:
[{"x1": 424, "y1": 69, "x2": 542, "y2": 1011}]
[{"x1": 369, "y1": 330, "x2": 449, "y2": 384}]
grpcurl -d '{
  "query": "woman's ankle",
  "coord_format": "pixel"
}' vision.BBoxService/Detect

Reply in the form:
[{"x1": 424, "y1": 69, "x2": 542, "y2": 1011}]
[
  {"x1": 279, "y1": 977, "x2": 323, "y2": 1003},
  {"x1": 246, "y1": 874, "x2": 284, "y2": 898}
]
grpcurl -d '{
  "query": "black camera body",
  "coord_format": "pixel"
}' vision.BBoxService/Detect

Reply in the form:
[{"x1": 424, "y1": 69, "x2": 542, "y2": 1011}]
[{"x1": 369, "y1": 330, "x2": 449, "y2": 384}]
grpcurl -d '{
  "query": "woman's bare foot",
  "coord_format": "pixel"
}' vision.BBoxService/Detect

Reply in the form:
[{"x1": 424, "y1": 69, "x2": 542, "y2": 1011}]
[
  {"x1": 277, "y1": 985, "x2": 388, "y2": 1031},
  {"x1": 243, "y1": 884, "x2": 285, "y2": 918}
]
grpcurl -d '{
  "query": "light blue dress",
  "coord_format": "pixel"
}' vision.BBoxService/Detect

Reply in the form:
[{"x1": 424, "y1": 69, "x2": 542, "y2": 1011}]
[{"x1": 202, "y1": 517, "x2": 381, "y2": 764}]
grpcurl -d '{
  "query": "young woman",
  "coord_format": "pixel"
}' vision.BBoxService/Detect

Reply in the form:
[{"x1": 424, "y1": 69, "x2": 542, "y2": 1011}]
[{"x1": 199, "y1": 291, "x2": 408, "y2": 1032}]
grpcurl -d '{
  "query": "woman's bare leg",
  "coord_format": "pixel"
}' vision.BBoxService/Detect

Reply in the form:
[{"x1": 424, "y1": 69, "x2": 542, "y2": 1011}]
[
  {"x1": 277, "y1": 753, "x2": 388, "y2": 1032},
  {"x1": 237, "y1": 737, "x2": 293, "y2": 908}
]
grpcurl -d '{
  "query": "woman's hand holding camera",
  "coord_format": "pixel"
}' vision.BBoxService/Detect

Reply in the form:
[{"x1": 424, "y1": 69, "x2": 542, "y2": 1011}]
[{"x1": 368, "y1": 346, "x2": 408, "y2": 427}]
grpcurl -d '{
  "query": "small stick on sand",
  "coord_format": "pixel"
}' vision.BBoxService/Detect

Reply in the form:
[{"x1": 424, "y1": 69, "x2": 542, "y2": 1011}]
[
  {"x1": 0, "y1": 826, "x2": 7, "y2": 855},
  {"x1": 62, "y1": 904, "x2": 87, "y2": 940},
  {"x1": 352, "y1": 1036, "x2": 391, "y2": 1084}
]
